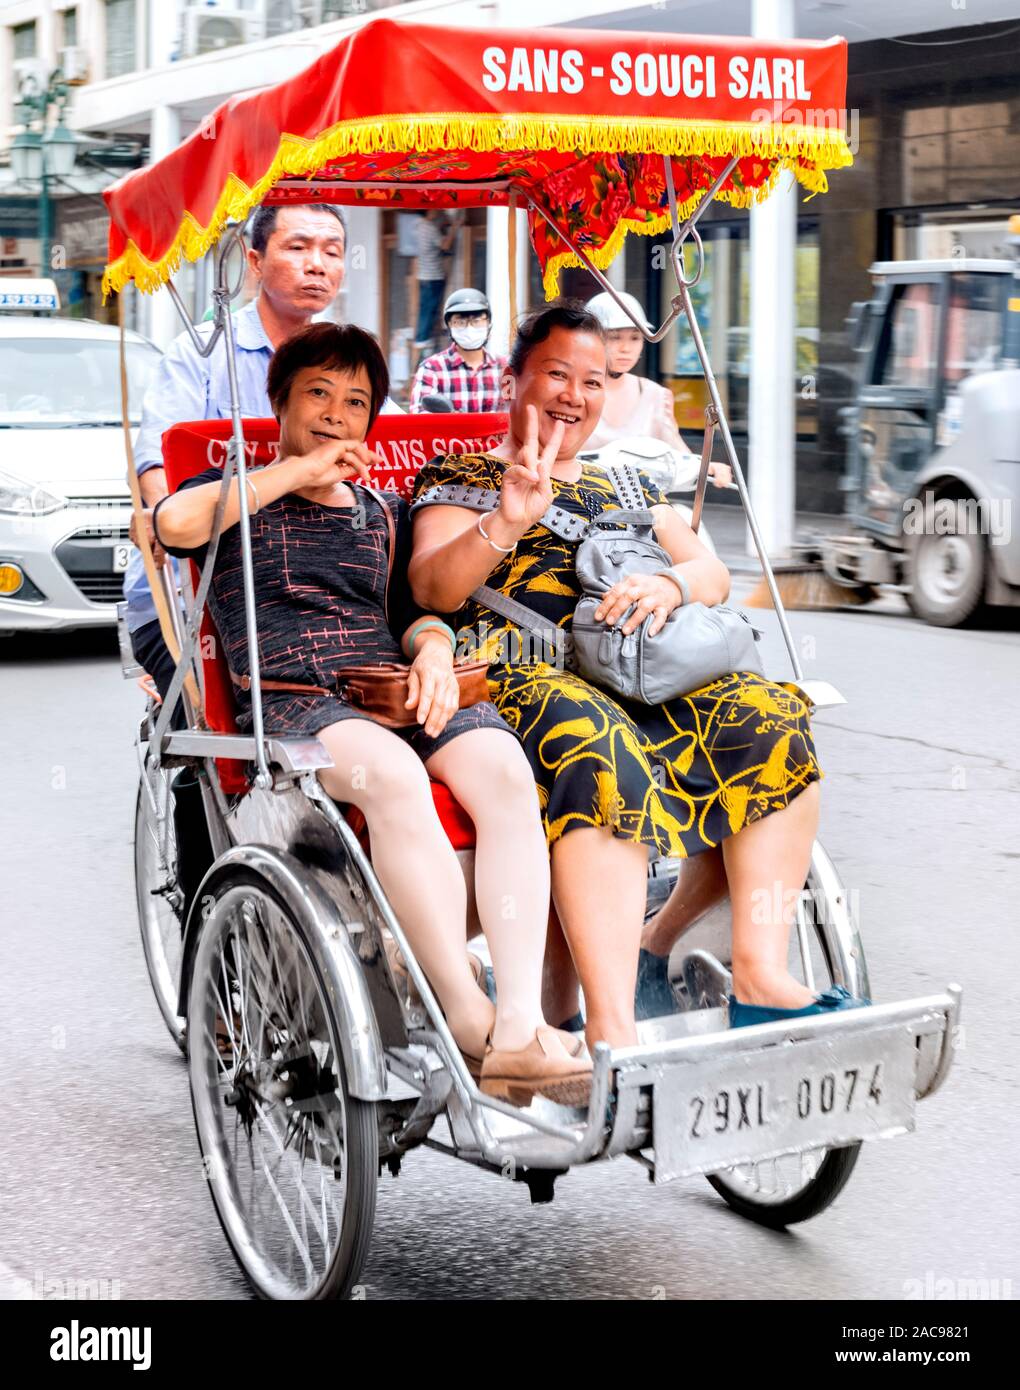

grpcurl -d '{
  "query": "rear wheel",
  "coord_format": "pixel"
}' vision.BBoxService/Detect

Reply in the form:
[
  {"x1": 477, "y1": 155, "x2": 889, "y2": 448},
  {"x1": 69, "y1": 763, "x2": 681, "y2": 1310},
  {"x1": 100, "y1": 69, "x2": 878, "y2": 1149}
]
[
  {"x1": 907, "y1": 495, "x2": 987, "y2": 627},
  {"x1": 134, "y1": 756, "x2": 186, "y2": 1051},
  {"x1": 701, "y1": 842, "x2": 866, "y2": 1227},
  {"x1": 188, "y1": 866, "x2": 377, "y2": 1300}
]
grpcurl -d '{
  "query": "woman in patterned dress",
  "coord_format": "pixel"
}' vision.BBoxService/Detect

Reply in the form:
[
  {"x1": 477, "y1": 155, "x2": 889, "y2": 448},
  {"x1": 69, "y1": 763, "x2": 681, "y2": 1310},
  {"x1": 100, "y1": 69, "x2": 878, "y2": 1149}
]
[
  {"x1": 409, "y1": 303, "x2": 833, "y2": 1050},
  {"x1": 154, "y1": 322, "x2": 590, "y2": 1106}
]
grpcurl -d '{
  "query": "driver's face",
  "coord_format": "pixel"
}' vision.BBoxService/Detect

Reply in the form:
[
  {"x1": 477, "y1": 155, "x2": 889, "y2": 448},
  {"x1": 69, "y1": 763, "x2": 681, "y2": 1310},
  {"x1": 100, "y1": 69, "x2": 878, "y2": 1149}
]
[
  {"x1": 249, "y1": 207, "x2": 345, "y2": 317},
  {"x1": 503, "y1": 325, "x2": 606, "y2": 459}
]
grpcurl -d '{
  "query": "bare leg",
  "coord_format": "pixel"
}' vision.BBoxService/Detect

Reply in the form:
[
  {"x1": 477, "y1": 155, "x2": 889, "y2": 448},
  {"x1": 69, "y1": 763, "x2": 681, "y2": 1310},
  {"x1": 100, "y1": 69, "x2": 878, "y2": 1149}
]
[
  {"x1": 723, "y1": 782, "x2": 821, "y2": 1009},
  {"x1": 425, "y1": 730, "x2": 549, "y2": 1052},
  {"x1": 543, "y1": 907, "x2": 580, "y2": 1027},
  {"x1": 640, "y1": 847, "x2": 729, "y2": 957},
  {"x1": 551, "y1": 827, "x2": 648, "y2": 1049},
  {"x1": 315, "y1": 719, "x2": 494, "y2": 1056}
]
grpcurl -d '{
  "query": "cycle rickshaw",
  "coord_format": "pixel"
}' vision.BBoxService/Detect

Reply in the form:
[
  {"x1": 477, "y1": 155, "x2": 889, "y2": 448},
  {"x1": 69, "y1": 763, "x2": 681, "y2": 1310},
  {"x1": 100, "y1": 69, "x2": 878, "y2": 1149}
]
[{"x1": 106, "y1": 17, "x2": 960, "y2": 1300}]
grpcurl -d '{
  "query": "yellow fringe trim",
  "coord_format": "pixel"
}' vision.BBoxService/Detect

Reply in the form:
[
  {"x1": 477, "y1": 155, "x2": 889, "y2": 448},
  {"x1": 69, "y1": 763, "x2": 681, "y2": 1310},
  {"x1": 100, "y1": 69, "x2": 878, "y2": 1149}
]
[
  {"x1": 103, "y1": 111, "x2": 853, "y2": 298},
  {"x1": 538, "y1": 158, "x2": 825, "y2": 298}
]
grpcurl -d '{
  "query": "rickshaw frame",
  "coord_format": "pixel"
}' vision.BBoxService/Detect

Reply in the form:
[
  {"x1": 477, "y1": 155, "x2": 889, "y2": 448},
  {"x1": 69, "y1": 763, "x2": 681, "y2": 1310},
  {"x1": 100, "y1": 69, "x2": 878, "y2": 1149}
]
[{"x1": 121, "y1": 128, "x2": 962, "y2": 1296}]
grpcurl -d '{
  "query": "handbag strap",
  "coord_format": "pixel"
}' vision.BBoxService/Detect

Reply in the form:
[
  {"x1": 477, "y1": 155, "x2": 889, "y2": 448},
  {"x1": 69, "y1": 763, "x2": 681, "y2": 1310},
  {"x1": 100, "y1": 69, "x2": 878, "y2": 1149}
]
[
  {"x1": 356, "y1": 484, "x2": 396, "y2": 626},
  {"x1": 412, "y1": 482, "x2": 590, "y2": 543},
  {"x1": 471, "y1": 583, "x2": 574, "y2": 665},
  {"x1": 602, "y1": 460, "x2": 648, "y2": 512}
]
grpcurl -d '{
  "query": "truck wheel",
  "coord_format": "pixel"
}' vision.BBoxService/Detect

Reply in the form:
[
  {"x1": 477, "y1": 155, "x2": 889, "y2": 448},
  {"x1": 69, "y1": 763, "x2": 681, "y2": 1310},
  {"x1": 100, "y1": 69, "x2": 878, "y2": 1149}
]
[{"x1": 907, "y1": 496, "x2": 986, "y2": 628}]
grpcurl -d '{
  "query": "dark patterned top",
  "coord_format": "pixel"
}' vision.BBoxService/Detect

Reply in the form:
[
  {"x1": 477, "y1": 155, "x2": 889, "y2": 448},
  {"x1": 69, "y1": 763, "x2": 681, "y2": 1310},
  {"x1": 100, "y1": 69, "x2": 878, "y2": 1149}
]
[{"x1": 157, "y1": 468, "x2": 422, "y2": 687}]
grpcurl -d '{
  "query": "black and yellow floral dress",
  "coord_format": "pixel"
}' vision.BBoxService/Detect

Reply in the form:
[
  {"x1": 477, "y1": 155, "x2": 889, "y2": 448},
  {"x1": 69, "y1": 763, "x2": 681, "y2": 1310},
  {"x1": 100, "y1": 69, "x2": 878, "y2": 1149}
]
[{"x1": 411, "y1": 453, "x2": 822, "y2": 859}]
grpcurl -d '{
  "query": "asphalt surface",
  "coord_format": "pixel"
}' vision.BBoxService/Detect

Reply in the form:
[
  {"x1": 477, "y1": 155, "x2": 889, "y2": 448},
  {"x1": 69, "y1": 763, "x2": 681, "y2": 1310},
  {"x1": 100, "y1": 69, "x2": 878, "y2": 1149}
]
[{"x1": 1, "y1": 551, "x2": 1018, "y2": 1301}]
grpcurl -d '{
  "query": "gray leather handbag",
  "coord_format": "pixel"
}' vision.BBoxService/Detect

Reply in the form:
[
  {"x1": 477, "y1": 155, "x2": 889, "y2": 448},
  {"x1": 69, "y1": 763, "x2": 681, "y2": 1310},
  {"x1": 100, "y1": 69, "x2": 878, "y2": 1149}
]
[
  {"x1": 412, "y1": 461, "x2": 763, "y2": 703},
  {"x1": 570, "y1": 497, "x2": 763, "y2": 703}
]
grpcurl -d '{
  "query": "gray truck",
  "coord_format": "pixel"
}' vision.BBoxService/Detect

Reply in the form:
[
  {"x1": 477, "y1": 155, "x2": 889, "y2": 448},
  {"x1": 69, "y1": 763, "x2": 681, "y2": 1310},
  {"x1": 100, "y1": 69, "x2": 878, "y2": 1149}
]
[{"x1": 818, "y1": 220, "x2": 1020, "y2": 627}]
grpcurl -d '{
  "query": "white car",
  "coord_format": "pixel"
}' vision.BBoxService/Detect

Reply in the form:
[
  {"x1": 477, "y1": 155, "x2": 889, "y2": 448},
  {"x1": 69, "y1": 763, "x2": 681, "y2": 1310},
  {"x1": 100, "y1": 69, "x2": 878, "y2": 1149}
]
[{"x1": 0, "y1": 312, "x2": 160, "y2": 634}]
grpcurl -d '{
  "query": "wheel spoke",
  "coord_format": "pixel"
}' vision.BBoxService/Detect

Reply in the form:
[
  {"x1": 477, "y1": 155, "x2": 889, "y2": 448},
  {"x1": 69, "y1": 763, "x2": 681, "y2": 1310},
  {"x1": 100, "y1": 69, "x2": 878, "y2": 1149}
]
[{"x1": 250, "y1": 1095, "x2": 340, "y2": 1257}]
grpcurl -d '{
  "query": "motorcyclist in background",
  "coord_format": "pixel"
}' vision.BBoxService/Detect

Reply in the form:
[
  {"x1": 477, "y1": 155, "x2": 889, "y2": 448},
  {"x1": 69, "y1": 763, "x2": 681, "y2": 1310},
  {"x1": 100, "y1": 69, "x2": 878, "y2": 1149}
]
[{"x1": 584, "y1": 290, "x2": 732, "y2": 489}]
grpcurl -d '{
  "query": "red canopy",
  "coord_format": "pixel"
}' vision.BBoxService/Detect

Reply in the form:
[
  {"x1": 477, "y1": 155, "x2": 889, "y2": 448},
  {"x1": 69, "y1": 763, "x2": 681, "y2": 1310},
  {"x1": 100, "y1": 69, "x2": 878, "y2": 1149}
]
[{"x1": 103, "y1": 17, "x2": 851, "y2": 299}]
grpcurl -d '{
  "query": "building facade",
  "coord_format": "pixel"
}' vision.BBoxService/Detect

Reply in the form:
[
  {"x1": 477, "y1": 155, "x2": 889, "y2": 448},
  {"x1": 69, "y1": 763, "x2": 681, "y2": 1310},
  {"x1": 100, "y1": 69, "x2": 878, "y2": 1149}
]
[{"x1": 2, "y1": 0, "x2": 1019, "y2": 512}]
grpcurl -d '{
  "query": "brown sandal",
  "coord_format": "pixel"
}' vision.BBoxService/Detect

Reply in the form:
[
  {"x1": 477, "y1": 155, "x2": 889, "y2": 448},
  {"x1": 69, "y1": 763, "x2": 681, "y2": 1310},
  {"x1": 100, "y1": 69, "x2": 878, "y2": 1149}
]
[{"x1": 479, "y1": 1027, "x2": 592, "y2": 1108}]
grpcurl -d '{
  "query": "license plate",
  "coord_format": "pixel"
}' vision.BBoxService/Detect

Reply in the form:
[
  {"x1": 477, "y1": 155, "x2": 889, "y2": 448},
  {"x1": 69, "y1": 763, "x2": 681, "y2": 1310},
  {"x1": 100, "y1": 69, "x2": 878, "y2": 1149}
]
[
  {"x1": 112, "y1": 543, "x2": 131, "y2": 573},
  {"x1": 651, "y1": 1025, "x2": 917, "y2": 1183}
]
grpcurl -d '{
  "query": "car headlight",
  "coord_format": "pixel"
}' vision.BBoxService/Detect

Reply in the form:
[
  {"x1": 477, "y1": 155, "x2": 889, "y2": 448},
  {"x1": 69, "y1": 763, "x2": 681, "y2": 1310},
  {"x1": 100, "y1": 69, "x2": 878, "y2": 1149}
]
[{"x1": 0, "y1": 470, "x2": 65, "y2": 516}]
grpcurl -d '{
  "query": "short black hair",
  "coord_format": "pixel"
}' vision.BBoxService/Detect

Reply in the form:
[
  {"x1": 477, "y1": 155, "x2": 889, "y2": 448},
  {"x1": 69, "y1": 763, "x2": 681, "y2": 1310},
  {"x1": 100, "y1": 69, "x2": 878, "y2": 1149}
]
[
  {"x1": 250, "y1": 203, "x2": 346, "y2": 255},
  {"x1": 267, "y1": 322, "x2": 389, "y2": 433},
  {"x1": 507, "y1": 298, "x2": 606, "y2": 375}
]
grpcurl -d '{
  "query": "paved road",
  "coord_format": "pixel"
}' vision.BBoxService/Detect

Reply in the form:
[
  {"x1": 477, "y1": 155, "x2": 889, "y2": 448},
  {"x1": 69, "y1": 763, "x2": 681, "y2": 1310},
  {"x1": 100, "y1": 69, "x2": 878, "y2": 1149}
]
[{"x1": 1, "y1": 583, "x2": 1018, "y2": 1301}]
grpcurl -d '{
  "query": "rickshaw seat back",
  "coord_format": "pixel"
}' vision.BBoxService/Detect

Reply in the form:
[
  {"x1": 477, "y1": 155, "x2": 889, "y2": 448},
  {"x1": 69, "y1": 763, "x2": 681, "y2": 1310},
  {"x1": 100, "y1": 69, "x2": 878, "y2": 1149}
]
[{"x1": 161, "y1": 412, "x2": 507, "y2": 839}]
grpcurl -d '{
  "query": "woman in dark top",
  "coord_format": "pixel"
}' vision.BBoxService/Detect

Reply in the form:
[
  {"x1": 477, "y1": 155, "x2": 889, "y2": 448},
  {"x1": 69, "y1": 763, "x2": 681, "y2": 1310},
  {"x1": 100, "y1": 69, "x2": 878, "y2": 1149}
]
[{"x1": 155, "y1": 323, "x2": 589, "y2": 1107}]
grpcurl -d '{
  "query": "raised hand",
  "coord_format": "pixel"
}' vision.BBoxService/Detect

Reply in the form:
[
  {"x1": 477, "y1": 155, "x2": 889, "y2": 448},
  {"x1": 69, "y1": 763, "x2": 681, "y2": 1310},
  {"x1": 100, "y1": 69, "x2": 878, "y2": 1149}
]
[
  {"x1": 497, "y1": 404, "x2": 564, "y2": 531},
  {"x1": 289, "y1": 438, "x2": 377, "y2": 492}
]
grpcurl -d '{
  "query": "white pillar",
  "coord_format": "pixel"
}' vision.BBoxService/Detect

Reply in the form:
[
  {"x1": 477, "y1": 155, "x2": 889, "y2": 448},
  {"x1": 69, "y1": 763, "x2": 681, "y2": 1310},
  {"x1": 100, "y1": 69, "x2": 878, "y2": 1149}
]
[
  {"x1": 486, "y1": 207, "x2": 510, "y2": 358},
  {"x1": 37, "y1": 2, "x2": 56, "y2": 70},
  {"x1": 148, "y1": 0, "x2": 180, "y2": 68},
  {"x1": 605, "y1": 249, "x2": 626, "y2": 291},
  {"x1": 339, "y1": 204, "x2": 378, "y2": 334},
  {"x1": 146, "y1": 104, "x2": 182, "y2": 349},
  {"x1": 486, "y1": 204, "x2": 529, "y2": 358},
  {"x1": 748, "y1": 0, "x2": 797, "y2": 559}
]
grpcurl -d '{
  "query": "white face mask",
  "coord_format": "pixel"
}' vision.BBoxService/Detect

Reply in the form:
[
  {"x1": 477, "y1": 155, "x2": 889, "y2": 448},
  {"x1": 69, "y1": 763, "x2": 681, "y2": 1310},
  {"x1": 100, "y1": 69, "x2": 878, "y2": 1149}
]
[{"x1": 451, "y1": 325, "x2": 488, "y2": 352}]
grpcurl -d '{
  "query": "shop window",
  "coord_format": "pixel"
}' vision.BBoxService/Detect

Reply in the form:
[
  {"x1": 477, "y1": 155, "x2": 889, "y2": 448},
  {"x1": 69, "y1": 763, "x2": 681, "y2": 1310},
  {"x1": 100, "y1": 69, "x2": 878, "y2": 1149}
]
[
  {"x1": 380, "y1": 208, "x2": 488, "y2": 402},
  {"x1": 657, "y1": 222, "x2": 819, "y2": 438}
]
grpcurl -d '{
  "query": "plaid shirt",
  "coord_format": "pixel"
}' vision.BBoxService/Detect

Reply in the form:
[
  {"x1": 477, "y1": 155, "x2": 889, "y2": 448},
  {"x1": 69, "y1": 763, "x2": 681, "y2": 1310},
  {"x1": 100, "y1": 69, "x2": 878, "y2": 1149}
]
[{"x1": 410, "y1": 344, "x2": 506, "y2": 414}]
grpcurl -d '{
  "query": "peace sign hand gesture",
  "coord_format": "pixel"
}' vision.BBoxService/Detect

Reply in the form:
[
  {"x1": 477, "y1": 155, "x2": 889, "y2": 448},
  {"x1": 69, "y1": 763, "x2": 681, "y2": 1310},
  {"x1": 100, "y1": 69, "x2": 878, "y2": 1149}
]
[{"x1": 497, "y1": 404, "x2": 564, "y2": 532}]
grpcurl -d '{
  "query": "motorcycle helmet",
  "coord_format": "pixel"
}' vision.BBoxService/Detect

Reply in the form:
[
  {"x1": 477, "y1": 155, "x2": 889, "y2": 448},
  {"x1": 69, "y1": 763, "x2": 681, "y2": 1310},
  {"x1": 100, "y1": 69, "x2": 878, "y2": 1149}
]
[{"x1": 443, "y1": 288, "x2": 491, "y2": 323}]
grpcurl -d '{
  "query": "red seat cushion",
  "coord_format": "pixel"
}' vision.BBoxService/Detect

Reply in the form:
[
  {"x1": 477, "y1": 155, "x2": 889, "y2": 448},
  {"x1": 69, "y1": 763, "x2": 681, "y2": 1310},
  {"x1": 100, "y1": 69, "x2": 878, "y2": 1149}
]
[
  {"x1": 160, "y1": 412, "x2": 507, "y2": 839},
  {"x1": 345, "y1": 780, "x2": 475, "y2": 852}
]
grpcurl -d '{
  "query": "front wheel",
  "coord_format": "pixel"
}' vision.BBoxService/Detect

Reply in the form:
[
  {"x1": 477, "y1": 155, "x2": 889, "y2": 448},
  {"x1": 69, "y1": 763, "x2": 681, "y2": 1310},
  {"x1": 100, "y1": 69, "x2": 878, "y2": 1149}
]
[
  {"x1": 907, "y1": 495, "x2": 987, "y2": 627},
  {"x1": 188, "y1": 864, "x2": 378, "y2": 1299},
  {"x1": 704, "y1": 842, "x2": 865, "y2": 1227}
]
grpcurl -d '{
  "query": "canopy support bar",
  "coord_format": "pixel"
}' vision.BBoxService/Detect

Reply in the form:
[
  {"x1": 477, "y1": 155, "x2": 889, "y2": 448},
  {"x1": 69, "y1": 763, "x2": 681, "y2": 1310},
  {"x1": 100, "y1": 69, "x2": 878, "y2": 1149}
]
[{"x1": 674, "y1": 276, "x2": 804, "y2": 682}]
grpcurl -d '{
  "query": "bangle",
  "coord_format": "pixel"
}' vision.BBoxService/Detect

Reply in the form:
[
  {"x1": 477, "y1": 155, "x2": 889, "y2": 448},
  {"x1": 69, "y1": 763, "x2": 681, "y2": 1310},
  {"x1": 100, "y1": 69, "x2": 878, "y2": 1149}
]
[
  {"x1": 244, "y1": 476, "x2": 260, "y2": 516},
  {"x1": 408, "y1": 620, "x2": 456, "y2": 655},
  {"x1": 658, "y1": 565, "x2": 690, "y2": 605},
  {"x1": 477, "y1": 510, "x2": 516, "y2": 554}
]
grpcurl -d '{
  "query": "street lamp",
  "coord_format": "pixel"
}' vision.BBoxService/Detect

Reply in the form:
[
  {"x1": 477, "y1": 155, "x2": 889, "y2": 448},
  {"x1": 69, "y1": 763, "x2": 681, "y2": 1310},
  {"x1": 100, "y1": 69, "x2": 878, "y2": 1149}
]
[
  {"x1": 11, "y1": 128, "x2": 43, "y2": 182},
  {"x1": 10, "y1": 73, "x2": 79, "y2": 276},
  {"x1": 42, "y1": 120, "x2": 79, "y2": 179}
]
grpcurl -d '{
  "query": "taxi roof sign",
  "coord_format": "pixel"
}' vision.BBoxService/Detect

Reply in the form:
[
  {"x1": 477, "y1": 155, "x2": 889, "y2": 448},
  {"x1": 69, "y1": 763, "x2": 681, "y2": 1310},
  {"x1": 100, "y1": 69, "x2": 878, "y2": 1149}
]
[{"x1": 0, "y1": 277, "x2": 60, "y2": 312}]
